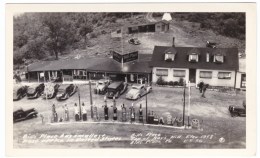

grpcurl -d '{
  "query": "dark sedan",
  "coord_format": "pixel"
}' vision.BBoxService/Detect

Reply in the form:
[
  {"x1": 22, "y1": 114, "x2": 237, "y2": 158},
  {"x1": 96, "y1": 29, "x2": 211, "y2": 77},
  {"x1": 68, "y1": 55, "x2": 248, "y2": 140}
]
[
  {"x1": 13, "y1": 85, "x2": 28, "y2": 101},
  {"x1": 13, "y1": 107, "x2": 38, "y2": 123},
  {"x1": 27, "y1": 83, "x2": 45, "y2": 99},
  {"x1": 56, "y1": 84, "x2": 78, "y2": 101}
]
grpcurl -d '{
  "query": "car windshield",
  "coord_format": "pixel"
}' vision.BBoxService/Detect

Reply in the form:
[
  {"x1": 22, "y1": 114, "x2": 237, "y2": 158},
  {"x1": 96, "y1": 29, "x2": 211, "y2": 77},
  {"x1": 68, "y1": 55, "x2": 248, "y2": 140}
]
[
  {"x1": 57, "y1": 88, "x2": 65, "y2": 94},
  {"x1": 98, "y1": 82, "x2": 104, "y2": 85},
  {"x1": 107, "y1": 88, "x2": 115, "y2": 92},
  {"x1": 132, "y1": 86, "x2": 139, "y2": 90}
]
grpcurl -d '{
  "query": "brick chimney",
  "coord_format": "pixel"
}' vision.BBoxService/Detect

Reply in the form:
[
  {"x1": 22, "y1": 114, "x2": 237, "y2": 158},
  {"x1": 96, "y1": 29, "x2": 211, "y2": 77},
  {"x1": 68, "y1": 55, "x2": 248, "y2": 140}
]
[{"x1": 172, "y1": 37, "x2": 175, "y2": 47}]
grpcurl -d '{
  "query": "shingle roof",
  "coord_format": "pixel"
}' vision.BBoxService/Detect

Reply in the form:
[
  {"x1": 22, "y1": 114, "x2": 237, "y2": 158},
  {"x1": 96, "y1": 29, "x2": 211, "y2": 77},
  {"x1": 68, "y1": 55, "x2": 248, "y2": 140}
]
[
  {"x1": 27, "y1": 54, "x2": 152, "y2": 74},
  {"x1": 150, "y1": 46, "x2": 239, "y2": 71},
  {"x1": 87, "y1": 58, "x2": 152, "y2": 74}
]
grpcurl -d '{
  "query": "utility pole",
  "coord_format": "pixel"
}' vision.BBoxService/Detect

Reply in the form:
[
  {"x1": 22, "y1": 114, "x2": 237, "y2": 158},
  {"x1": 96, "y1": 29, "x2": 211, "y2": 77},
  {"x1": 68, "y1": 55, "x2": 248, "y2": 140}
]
[
  {"x1": 188, "y1": 81, "x2": 191, "y2": 127},
  {"x1": 89, "y1": 76, "x2": 93, "y2": 118},
  {"x1": 183, "y1": 83, "x2": 186, "y2": 126},
  {"x1": 78, "y1": 86, "x2": 81, "y2": 120}
]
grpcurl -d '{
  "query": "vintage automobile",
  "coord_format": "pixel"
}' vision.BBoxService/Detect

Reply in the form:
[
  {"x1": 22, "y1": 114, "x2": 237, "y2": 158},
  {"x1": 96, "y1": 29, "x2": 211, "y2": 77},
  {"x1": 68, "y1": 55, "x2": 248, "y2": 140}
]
[
  {"x1": 228, "y1": 105, "x2": 246, "y2": 117},
  {"x1": 106, "y1": 82, "x2": 128, "y2": 99},
  {"x1": 126, "y1": 84, "x2": 152, "y2": 100},
  {"x1": 94, "y1": 78, "x2": 111, "y2": 95},
  {"x1": 13, "y1": 85, "x2": 28, "y2": 101},
  {"x1": 128, "y1": 38, "x2": 141, "y2": 45},
  {"x1": 26, "y1": 83, "x2": 45, "y2": 99},
  {"x1": 206, "y1": 41, "x2": 217, "y2": 48},
  {"x1": 56, "y1": 84, "x2": 78, "y2": 101},
  {"x1": 42, "y1": 83, "x2": 60, "y2": 99},
  {"x1": 13, "y1": 107, "x2": 38, "y2": 123}
]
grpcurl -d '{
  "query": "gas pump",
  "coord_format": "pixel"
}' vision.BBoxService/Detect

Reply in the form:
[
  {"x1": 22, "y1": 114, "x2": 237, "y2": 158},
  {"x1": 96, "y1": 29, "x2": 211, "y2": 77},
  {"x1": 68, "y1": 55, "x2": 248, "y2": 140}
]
[
  {"x1": 103, "y1": 96, "x2": 109, "y2": 120},
  {"x1": 121, "y1": 104, "x2": 127, "y2": 122},
  {"x1": 130, "y1": 103, "x2": 135, "y2": 123},
  {"x1": 93, "y1": 102, "x2": 99, "y2": 121},
  {"x1": 112, "y1": 96, "x2": 117, "y2": 121},
  {"x1": 139, "y1": 104, "x2": 143, "y2": 123},
  {"x1": 147, "y1": 111, "x2": 154, "y2": 124}
]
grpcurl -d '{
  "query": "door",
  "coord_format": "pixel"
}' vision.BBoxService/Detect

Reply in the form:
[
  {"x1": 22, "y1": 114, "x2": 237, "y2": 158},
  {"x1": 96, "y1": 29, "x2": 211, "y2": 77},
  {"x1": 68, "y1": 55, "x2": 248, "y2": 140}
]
[
  {"x1": 241, "y1": 74, "x2": 246, "y2": 88},
  {"x1": 189, "y1": 69, "x2": 196, "y2": 83}
]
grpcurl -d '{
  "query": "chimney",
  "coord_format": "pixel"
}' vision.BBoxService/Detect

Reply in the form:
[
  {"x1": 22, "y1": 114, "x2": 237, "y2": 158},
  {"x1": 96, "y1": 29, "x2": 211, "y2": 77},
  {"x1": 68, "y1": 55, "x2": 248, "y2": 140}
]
[{"x1": 172, "y1": 37, "x2": 175, "y2": 47}]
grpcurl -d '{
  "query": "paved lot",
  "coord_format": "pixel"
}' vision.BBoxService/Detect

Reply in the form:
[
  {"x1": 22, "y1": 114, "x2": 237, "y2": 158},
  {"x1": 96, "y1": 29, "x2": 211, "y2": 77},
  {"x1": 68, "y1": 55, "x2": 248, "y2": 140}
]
[{"x1": 13, "y1": 83, "x2": 246, "y2": 148}]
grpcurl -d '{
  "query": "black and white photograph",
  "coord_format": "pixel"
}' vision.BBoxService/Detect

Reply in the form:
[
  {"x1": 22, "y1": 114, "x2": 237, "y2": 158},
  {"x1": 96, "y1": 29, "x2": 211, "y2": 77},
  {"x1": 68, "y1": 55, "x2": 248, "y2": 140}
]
[{"x1": 5, "y1": 2, "x2": 257, "y2": 156}]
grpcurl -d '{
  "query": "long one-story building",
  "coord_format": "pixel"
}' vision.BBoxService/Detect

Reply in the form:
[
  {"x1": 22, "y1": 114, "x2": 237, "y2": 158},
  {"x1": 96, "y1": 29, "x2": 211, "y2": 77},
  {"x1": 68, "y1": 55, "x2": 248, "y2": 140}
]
[
  {"x1": 149, "y1": 41, "x2": 241, "y2": 88},
  {"x1": 126, "y1": 20, "x2": 170, "y2": 34},
  {"x1": 26, "y1": 53, "x2": 152, "y2": 84}
]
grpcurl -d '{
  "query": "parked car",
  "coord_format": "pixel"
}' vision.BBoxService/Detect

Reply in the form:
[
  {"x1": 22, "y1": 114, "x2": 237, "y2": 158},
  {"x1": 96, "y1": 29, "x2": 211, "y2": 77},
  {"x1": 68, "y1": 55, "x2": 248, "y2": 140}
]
[
  {"x1": 13, "y1": 85, "x2": 28, "y2": 101},
  {"x1": 13, "y1": 107, "x2": 38, "y2": 123},
  {"x1": 56, "y1": 84, "x2": 78, "y2": 101},
  {"x1": 206, "y1": 41, "x2": 216, "y2": 48},
  {"x1": 128, "y1": 38, "x2": 141, "y2": 45},
  {"x1": 42, "y1": 83, "x2": 60, "y2": 99},
  {"x1": 27, "y1": 83, "x2": 45, "y2": 99},
  {"x1": 228, "y1": 105, "x2": 246, "y2": 117},
  {"x1": 126, "y1": 84, "x2": 152, "y2": 100},
  {"x1": 94, "y1": 78, "x2": 111, "y2": 95},
  {"x1": 106, "y1": 82, "x2": 128, "y2": 99}
]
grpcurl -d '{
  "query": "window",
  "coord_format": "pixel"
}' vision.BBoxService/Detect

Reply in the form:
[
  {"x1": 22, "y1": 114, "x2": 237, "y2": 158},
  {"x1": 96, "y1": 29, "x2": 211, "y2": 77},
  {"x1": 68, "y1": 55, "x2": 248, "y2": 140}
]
[
  {"x1": 189, "y1": 54, "x2": 198, "y2": 62},
  {"x1": 173, "y1": 70, "x2": 186, "y2": 77},
  {"x1": 218, "y1": 72, "x2": 231, "y2": 79},
  {"x1": 165, "y1": 53, "x2": 175, "y2": 61},
  {"x1": 156, "y1": 69, "x2": 168, "y2": 76},
  {"x1": 214, "y1": 55, "x2": 224, "y2": 63},
  {"x1": 206, "y1": 53, "x2": 210, "y2": 62},
  {"x1": 200, "y1": 71, "x2": 212, "y2": 79}
]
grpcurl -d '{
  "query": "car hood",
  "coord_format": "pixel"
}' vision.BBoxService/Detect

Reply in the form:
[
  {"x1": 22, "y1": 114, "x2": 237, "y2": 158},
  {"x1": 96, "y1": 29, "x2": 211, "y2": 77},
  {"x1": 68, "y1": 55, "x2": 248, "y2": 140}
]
[
  {"x1": 27, "y1": 88, "x2": 36, "y2": 94},
  {"x1": 97, "y1": 84, "x2": 105, "y2": 89},
  {"x1": 127, "y1": 89, "x2": 139, "y2": 96}
]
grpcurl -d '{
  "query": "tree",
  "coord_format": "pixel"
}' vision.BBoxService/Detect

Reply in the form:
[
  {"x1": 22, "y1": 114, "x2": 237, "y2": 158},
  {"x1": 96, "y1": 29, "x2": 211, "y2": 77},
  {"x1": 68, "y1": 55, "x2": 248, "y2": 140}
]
[
  {"x1": 41, "y1": 13, "x2": 75, "y2": 60},
  {"x1": 79, "y1": 23, "x2": 93, "y2": 44}
]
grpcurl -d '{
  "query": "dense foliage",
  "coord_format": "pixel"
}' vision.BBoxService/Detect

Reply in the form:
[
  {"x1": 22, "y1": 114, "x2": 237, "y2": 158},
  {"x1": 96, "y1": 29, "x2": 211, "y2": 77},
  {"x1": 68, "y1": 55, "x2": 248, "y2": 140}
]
[
  {"x1": 14, "y1": 12, "x2": 245, "y2": 67},
  {"x1": 173, "y1": 13, "x2": 245, "y2": 40},
  {"x1": 13, "y1": 13, "x2": 141, "y2": 65}
]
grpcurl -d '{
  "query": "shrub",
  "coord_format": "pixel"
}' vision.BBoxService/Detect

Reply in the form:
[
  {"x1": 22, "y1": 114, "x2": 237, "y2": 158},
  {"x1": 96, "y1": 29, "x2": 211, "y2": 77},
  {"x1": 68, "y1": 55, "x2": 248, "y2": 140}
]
[
  {"x1": 156, "y1": 76, "x2": 165, "y2": 85},
  {"x1": 179, "y1": 78, "x2": 184, "y2": 86},
  {"x1": 168, "y1": 81, "x2": 174, "y2": 86},
  {"x1": 173, "y1": 81, "x2": 179, "y2": 86}
]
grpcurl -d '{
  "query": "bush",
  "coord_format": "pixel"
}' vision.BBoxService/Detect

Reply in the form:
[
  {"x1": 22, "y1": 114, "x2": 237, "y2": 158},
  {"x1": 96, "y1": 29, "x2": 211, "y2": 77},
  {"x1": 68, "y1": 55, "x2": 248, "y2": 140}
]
[
  {"x1": 179, "y1": 78, "x2": 184, "y2": 86},
  {"x1": 173, "y1": 81, "x2": 179, "y2": 86},
  {"x1": 168, "y1": 81, "x2": 174, "y2": 86},
  {"x1": 156, "y1": 76, "x2": 165, "y2": 85}
]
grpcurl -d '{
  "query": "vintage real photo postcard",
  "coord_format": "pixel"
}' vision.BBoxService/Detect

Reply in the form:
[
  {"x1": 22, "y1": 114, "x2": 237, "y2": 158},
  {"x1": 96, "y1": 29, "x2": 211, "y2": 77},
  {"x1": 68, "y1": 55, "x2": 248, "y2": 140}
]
[{"x1": 5, "y1": 3, "x2": 256, "y2": 157}]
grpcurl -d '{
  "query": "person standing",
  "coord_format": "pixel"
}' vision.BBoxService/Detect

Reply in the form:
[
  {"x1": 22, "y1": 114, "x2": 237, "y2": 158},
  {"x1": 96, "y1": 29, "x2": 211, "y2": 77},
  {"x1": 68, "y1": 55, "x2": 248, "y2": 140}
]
[
  {"x1": 198, "y1": 81, "x2": 204, "y2": 93},
  {"x1": 74, "y1": 103, "x2": 80, "y2": 121},
  {"x1": 201, "y1": 84, "x2": 209, "y2": 98},
  {"x1": 81, "y1": 103, "x2": 87, "y2": 121},
  {"x1": 93, "y1": 102, "x2": 99, "y2": 121},
  {"x1": 112, "y1": 96, "x2": 117, "y2": 121}
]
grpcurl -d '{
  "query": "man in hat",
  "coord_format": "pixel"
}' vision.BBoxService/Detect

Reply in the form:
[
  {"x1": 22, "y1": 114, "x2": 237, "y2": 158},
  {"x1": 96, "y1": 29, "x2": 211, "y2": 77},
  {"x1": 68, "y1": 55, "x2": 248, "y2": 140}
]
[
  {"x1": 201, "y1": 84, "x2": 209, "y2": 98},
  {"x1": 198, "y1": 81, "x2": 204, "y2": 93}
]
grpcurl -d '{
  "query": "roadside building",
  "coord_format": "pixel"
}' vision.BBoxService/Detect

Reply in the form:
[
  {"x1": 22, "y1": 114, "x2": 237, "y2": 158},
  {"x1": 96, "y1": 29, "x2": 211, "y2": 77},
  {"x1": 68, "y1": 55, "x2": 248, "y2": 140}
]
[
  {"x1": 126, "y1": 20, "x2": 170, "y2": 34},
  {"x1": 150, "y1": 39, "x2": 239, "y2": 88},
  {"x1": 26, "y1": 54, "x2": 152, "y2": 84},
  {"x1": 235, "y1": 58, "x2": 246, "y2": 90}
]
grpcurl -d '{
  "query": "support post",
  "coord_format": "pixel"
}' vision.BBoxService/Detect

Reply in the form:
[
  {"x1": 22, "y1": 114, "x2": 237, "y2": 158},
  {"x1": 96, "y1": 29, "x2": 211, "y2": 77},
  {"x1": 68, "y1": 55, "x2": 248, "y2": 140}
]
[
  {"x1": 37, "y1": 72, "x2": 39, "y2": 83},
  {"x1": 183, "y1": 83, "x2": 186, "y2": 126}
]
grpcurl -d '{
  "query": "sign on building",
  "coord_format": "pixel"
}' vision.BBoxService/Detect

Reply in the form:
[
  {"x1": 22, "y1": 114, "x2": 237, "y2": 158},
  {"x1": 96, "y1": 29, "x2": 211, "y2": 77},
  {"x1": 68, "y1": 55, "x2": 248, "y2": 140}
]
[{"x1": 112, "y1": 51, "x2": 138, "y2": 63}]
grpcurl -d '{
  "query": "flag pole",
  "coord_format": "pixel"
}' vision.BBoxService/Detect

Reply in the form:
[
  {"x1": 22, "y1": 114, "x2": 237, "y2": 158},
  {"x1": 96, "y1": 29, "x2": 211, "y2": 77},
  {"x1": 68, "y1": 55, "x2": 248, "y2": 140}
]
[{"x1": 188, "y1": 81, "x2": 191, "y2": 127}]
